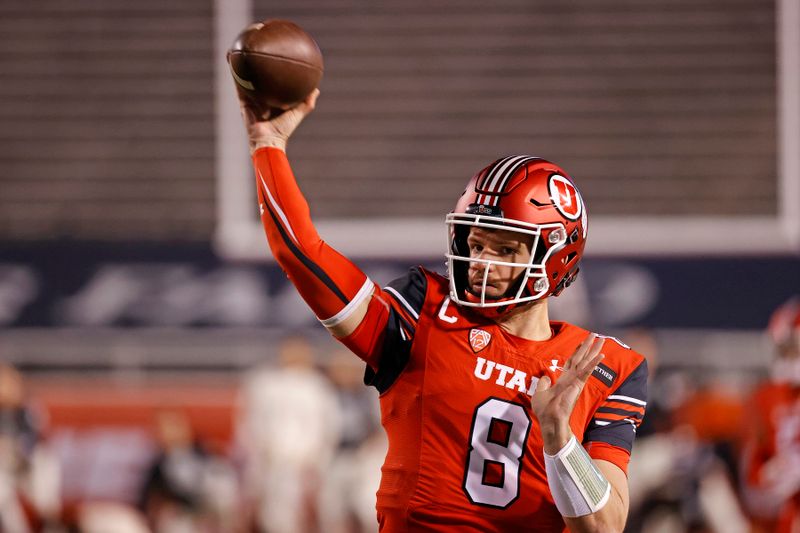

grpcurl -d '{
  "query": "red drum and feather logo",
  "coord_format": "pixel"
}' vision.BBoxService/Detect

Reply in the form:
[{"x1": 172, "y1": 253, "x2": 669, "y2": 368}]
[{"x1": 548, "y1": 174, "x2": 583, "y2": 221}]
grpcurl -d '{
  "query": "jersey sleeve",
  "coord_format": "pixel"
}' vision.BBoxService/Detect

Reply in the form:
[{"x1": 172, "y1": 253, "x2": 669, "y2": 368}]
[
  {"x1": 253, "y1": 147, "x2": 391, "y2": 369},
  {"x1": 361, "y1": 267, "x2": 428, "y2": 393},
  {"x1": 584, "y1": 358, "x2": 648, "y2": 474},
  {"x1": 254, "y1": 147, "x2": 374, "y2": 322}
]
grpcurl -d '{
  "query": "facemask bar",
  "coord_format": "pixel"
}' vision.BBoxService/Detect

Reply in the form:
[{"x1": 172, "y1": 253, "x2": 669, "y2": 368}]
[{"x1": 445, "y1": 213, "x2": 568, "y2": 308}]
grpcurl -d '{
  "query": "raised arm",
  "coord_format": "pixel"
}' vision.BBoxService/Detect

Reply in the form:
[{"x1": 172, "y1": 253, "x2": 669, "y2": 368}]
[{"x1": 238, "y1": 93, "x2": 388, "y2": 364}]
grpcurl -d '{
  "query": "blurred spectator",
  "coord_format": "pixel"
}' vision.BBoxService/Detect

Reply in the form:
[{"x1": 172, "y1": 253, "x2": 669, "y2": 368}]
[
  {"x1": 237, "y1": 336, "x2": 340, "y2": 533},
  {"x1": 625, "y1": 330, "x2": 749, "y2": 533},
  {"x1": 76, "y1": 501, "x2": 150, "y2": 533},
  {"x1": 0, "y1": 363, "x2": 63, "y2": 532},
  {"x1": 139, "y1": 408, "x2": 240, "y2": 533},
  {"x1": 318, "y1": 350, "x2": 385, "y2": 533},
  {"x1": 740, "y1": 296, "x2": 800, "y2": 533}
]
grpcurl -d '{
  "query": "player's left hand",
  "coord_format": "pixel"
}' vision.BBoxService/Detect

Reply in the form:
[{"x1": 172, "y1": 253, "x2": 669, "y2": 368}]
[{"x1": 532, "y1": 333, "x2": 605, "y2": 454}]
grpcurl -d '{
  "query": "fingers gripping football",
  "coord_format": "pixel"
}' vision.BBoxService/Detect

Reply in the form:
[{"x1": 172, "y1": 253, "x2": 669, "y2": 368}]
[
  {"x1": 532, "y1": 333, "x2": 605, "y2": 454},
  {"x1": 240, "y1": 88, "x2": 319, "y2": 153}
]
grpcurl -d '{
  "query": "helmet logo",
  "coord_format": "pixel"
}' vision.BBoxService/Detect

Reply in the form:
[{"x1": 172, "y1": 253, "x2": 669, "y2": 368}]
[
  {"x1": 469, "y1": 328, "x2": 492, "y2": 353},
  {"x1": 548, "y1": 175, "x2": 582, "y2": 221}
]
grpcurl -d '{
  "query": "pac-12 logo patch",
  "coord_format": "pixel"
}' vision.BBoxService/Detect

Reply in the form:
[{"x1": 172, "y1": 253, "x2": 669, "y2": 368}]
[
  {"x1": 548, "y1": 174, "x2": 583, "y2": 221},
  {"x1": 469, "y1": 328, "x2": 492, "y2": 353}
]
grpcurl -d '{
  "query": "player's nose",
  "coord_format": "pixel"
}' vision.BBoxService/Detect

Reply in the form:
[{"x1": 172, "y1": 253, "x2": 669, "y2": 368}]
[{"x1": 469, "y1": 259, "x2": 495, "y2": 280}]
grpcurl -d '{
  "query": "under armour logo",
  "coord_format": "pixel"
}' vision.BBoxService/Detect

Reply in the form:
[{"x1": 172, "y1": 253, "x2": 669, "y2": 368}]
[
  {"x1": 259, "y1": 203, "x2": 265, "y2": 215},
  {"x1": 548, "y1": 359, "x2": 564, "y2": 372}
]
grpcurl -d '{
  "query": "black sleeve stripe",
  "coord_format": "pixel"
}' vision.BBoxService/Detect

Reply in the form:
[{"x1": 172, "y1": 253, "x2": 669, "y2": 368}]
[
  {"x1": 610, "y1": 359, "x2": 648, "y2": 404},
  {"x1": 263, "y1": 200, "x2": 348, "y2": 305},
  {"x1": 363, "y1": 306, "x2": 413, "y2": 394},
  {"x1": 584, "y1": 358, "x2": 648, "y2": 452},
  {"x1": 385, "y1": 287, "x2": 420, "y2": 321},
  {"x1": 596, "y1": 406, "x2": 645, "y2": 419},
  {"x1": 586, "y1": 421, "x2": 637, "y2": 452},
  {"x1": 365, "y1": 267, "x2": 428, "y2": 393},
  {"x1": 396, "y1": 312, "x2": 416, "y2": 340},
  {"x1": 385, "y1": 267, "x2": 427, "y2": 320}
]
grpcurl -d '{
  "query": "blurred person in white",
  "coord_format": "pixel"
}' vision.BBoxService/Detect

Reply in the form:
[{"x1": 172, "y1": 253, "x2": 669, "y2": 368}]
[
  {"x1": 741, "y1": 296, "x2": 800, "y2": 533},
  {"x1": 138, "y1": 408, "x2": 240, "y2": 533},
  {"x1": 318, "y1": 349, "x2": 385, "y2": 533},
  {"x1": 238, "y1": 336, "x2": 340, "y2": 533},
  {"x1": 0, "y1": 363, "x2": 62, "y2": 533}
]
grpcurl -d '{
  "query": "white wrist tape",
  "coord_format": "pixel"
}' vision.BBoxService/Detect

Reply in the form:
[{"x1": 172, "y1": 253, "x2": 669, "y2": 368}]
[{"x1": 544, "y1": 435, "x2": 611, "y2": 517}]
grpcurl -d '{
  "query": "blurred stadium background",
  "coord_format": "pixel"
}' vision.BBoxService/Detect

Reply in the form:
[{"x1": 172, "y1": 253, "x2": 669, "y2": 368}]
[{"x1": 0, "y1": 0, "x2": 798, "y2": 531}]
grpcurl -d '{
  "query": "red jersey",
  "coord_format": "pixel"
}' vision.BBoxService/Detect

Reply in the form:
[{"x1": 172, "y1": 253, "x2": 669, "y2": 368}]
[
  {"x1": 358, "y1": 267, "x2": 648, "y2": 532},
  {"x1": 742, "y1": 382, "x2": 800, "y2": 533}
]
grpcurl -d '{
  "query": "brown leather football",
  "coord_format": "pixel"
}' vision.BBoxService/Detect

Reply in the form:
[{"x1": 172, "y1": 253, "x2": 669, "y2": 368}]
[{"x1": 227, "y1": 20, "x2": 323, "y2": 117}]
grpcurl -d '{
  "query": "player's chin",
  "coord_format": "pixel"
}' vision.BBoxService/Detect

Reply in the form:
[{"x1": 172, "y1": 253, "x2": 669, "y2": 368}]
[{"x1": 468, "y1": 283, "x2": 506, "y2": 300}]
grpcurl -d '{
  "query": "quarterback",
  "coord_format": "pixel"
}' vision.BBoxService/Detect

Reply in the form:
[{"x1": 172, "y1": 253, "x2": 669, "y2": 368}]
[{"x1": 237, "y1": 90, "x2": 647, "y2": 533}]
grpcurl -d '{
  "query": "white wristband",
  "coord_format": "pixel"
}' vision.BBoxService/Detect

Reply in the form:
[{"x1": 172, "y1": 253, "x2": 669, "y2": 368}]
[{"x1": 544, "y1": 435, "x2": 611, "y2": 517}]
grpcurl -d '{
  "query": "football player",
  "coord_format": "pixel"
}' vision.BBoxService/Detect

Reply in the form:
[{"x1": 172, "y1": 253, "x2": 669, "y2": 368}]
[
  {"x1": 236, "y1": 90, "x2": 647, "y2": 533},
  {"x1": 741, "y1": 297, "x2": 800, "y2": 533}
]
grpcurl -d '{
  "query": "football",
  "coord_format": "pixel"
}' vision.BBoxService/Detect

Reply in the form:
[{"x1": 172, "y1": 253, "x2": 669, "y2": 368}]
[{"x1": 227, "y1": 20, "x2": 323, "y2": 117}]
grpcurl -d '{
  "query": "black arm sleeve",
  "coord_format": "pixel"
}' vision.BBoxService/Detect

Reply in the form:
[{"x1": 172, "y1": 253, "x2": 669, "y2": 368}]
[
  {"x1": 364, "y1": 266, "x2": 427, "y2": 393},
  {"x1": 584, "y1": 359, "x2": 648, "y2": 452}
]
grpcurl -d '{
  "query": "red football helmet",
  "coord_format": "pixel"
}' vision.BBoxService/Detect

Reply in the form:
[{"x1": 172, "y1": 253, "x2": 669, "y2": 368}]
[
  {"x1": 446, "y1": 155, "x2": 588, "y2": 312},
  {"x1": 769, "y1": 297, "x2": 800, "y2": 353}
]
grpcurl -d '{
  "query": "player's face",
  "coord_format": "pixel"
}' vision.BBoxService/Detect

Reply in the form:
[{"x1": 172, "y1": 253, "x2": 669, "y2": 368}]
[
  {"x1": 779, "y1": 334, "x2": 800, "y2": 359},
  {"x1": 466, "y1": 227, "x2": 534, "y2": 299}
]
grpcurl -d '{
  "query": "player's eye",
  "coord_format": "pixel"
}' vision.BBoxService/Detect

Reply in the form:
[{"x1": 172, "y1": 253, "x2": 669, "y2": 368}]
[{"x1": 501, "y1": 247, "x2": 516, "y2": 255}]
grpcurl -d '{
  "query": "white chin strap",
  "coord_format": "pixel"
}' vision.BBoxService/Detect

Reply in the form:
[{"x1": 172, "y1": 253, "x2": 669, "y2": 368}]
[{"x1": 771, "y1": 358, "x2": 800, "y2": 385}]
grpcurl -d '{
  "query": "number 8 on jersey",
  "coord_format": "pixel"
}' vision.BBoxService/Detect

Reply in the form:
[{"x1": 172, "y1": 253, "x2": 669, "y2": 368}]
[{"x1": 464, "y1": 398, "x2": 532, "y2": 508}]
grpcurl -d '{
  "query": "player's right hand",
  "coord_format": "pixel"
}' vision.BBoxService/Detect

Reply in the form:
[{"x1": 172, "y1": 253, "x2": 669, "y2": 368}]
[
  {"x1": 239, "y1": 89, "x2": 319, "y2": 153},
  {"x1": 532, "y1": 333, "x2": 605, "y2": 455}
]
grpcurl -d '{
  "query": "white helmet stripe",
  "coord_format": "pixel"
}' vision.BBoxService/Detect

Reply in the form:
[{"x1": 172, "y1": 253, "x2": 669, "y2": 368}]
[
  {"x1": 493, "y1": 156, "x2": 538, "y2": 196},
  {"x1": 484, "y1": 155, "x2": 529, "y2": 193},
  {"x1": 475, "y1": 155, "x2": 540, "y2": 207},
  {"x1": 477, "y1": 155, "x2": 517, "y2": 191}
]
